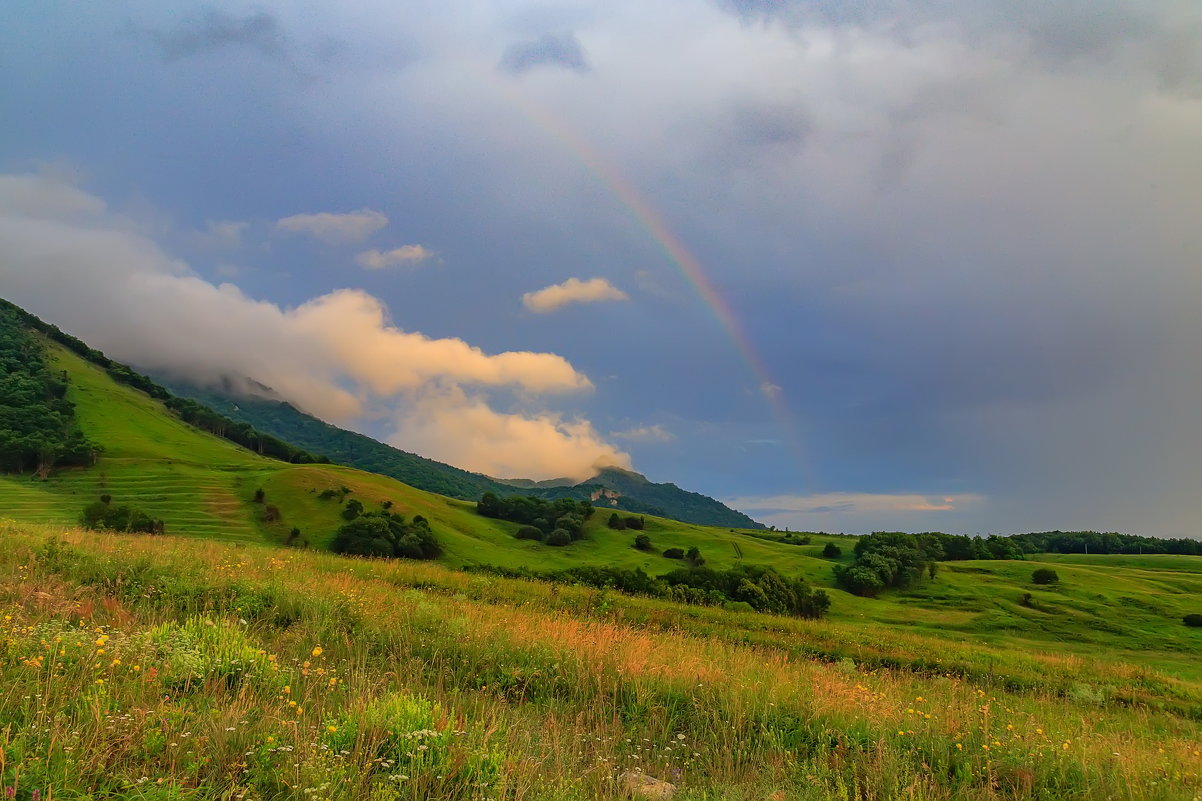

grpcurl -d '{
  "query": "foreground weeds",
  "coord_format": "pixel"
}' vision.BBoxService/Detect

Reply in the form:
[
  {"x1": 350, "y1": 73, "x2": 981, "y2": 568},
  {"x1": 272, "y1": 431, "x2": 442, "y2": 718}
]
[{"x1": 0, "y1": 524, "x2": 1200, "y2": 800}]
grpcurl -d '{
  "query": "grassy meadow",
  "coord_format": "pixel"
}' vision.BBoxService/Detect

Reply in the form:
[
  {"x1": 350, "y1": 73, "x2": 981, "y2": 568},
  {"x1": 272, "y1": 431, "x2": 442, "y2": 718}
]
[
  {"x1": 1, "y1": 523, "x2": 1200, "y2": 800},
  {"x1": 3, "y1": 337, "x2": 1202, "y2": 798}
]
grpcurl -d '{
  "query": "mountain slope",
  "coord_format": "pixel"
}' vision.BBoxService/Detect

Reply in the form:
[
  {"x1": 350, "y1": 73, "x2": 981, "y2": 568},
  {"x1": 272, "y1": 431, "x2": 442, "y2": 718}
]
[
  {"x1": 152, "y1": 376, "x2": 766, "y2": 528},
  {"x1": 0, "y1": 309, "x2": 782, "y2": 575}
]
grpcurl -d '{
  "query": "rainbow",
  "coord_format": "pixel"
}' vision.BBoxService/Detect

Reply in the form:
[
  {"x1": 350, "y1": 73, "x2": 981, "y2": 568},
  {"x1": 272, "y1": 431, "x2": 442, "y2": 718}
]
[{"x1": 492, "y1": 76, "x2": 811, "y2": 481}]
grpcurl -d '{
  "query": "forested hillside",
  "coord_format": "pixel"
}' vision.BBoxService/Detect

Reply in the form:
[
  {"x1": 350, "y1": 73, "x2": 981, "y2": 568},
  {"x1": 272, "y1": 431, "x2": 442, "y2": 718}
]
[{"x1": 154, "y1": 376, "x2": 766, "y2": 528}]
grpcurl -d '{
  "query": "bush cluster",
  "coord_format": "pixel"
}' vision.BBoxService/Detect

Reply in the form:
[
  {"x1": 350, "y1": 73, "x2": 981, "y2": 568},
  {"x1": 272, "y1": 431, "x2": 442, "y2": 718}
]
[
  {"x1": 80, "y1": 496, "x2": 163, "y2": 534},
  {"x1": 607, "y1": 513, "x2": 645, "y2": 531},
  {"x1": 479, "y1": 492, "x2": 594, "y2": 545},
  {"x1": 331, "y1": 512, "x2": 441, "y2": 560}
]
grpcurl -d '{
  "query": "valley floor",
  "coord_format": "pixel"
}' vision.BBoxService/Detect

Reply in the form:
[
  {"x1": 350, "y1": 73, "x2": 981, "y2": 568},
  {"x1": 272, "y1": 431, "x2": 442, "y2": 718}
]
[{"x1": 1, "y1": 523, "x2": 1200, "y2": 800}]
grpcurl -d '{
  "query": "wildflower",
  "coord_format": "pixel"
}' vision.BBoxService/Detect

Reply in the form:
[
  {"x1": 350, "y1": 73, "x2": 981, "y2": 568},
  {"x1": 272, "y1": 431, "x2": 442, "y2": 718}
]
[
  {"x1": 956, "y1": 743, "x2": 963, "y2": 750},
  {"x1": 328, "y1": 725, "x2": 338, "y2": 733},
  {"x1": 312, "y1": 647, "x2": 323, "y2": 657}
]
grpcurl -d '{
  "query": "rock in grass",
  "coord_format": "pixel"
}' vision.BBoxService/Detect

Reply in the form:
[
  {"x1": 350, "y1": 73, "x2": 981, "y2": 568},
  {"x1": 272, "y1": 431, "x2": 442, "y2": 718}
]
[{"x1": 618, "y1": 771, "x2": 676, "y2": 800}]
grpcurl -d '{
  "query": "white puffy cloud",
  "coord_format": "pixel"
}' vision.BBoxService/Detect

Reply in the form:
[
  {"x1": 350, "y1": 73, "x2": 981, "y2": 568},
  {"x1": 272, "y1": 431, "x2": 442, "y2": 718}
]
[
  {"x1": 275, "y1": 208, "x2": 388, "y2": 244},
  {"x1": 0, "y1": 173, "x2": 624, "y2": 479},
  {"x1": 391, "y1": 387, "x2": 630, "y2": 482},
  {"x1": 356, "y1": 244, "x2": 432, "y2": 269},
  {"x1": 522, "y1": 277, "x2": 629, "y2": 313}
]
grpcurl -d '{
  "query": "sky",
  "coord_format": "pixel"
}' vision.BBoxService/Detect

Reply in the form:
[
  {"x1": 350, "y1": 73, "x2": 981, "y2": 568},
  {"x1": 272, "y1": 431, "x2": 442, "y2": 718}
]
[{"x1": 3, "y1": 1, "x2": 1202, "y2": 536}]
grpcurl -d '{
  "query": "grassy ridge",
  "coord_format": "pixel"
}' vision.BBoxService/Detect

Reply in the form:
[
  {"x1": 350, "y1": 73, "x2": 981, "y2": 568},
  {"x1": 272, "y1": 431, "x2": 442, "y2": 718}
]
[{"x1": 1, "y1": 524, "x2": 1200, "y2": 800}]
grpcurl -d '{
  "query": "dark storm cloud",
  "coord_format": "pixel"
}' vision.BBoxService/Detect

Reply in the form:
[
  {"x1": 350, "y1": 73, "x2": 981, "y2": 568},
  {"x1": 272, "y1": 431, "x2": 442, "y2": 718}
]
[
  {"x1": 499, "y1": 32, "x2": 590, "y2": 74},
  {"x1": 149, "y1": 10, "x2": 288, "y2": 62}
]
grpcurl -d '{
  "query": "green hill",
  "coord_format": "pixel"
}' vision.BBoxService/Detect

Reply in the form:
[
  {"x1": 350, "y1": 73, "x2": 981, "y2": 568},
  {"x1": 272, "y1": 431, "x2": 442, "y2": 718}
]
[
  {"x1": 150, "y1": 374, "x2": 766, "y2": 528},
  {"x1": 2, "y1": 299, "x2": 1202, "y2": 658}
]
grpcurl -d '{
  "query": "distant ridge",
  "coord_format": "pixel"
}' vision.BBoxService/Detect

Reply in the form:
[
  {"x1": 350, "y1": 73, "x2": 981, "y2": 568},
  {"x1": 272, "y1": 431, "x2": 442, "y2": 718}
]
[{"x1": 155, "y1": 375, "x2": 766, "y2": 529}]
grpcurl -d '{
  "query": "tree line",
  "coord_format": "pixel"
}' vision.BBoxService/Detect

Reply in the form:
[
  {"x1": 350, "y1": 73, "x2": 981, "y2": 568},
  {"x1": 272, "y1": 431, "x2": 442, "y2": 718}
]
[{"x1": 0, "y1": 306, "x2": 99, "y2": 476}]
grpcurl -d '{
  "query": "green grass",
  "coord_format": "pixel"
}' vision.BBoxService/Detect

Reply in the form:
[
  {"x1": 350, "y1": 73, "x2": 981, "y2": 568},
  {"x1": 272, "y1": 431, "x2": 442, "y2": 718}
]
[{"x1": 2, "y1": 523, "x2": 1201, "y2": 800}]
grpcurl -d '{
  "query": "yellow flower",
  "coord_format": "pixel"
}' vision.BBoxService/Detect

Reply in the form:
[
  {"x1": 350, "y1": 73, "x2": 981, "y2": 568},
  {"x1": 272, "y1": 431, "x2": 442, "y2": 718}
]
[
  {"x1": 296, "y1": 707, "x2": 304, "y2": 716},
  {"x1": 312, "y1": 646, "x2": 323, "y2": 657},
  {"x1": 327, "y1": 725, "x2": 337, "y2": 733},
  {"x1": 955, "y1": 743, "x2": 963, "y2": 750}
]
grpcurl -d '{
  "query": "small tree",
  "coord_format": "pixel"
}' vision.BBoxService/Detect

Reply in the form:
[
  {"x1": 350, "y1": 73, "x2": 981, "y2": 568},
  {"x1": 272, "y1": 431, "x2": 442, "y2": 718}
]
[
  {"x1": 685, "y1": 546, "x2": 705, "y2": 567},
  {"x1": 342, "y1": 498, "x2": 364, "y2": 521},
  {"x1": 633, "y1": 534, "x2": 652, "y2": 551},
  {"x1": 662, "y1": 547, "x2": 685, "y2": 559},
  {"x1": 625, "y1": 516, "x2": 645, "y2": 531},
  {"x1": 1184, "y1": 614, "x2": 1202, "y2": 628},
  {"x1": 821, "y1": 543, "x2": 842, "y2": 558},
  {"x1": 608, "y1": 512, "x2": 626, "y2": 530},
  {"x1": 1031, "y1": 568, "x2": 1060, "y2": 585},
  {"x1": 515, "y1": 526, "x2": 544, "y2": 541},
  {"x1": 253, "y1": 488, "x2": 265, "y2": 503},
  {"x1": 546, "y1": 529, "x2": 572, "y2": 546}
]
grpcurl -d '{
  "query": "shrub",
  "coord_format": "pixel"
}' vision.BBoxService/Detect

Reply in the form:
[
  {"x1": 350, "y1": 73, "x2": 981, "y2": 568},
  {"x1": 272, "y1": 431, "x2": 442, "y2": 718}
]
[
  {"x1": 546, "y1": 529, "x2": 572, "y2": 546},
  {"x1": 1184, "y1": 614, "x2": 1202, "y2": 628},
  {"x1": 662, "y1": 548, "x2": 685, "y2": 559},
  {"x1": 253, "y1": 488, "x2": 265, "y2": 503},
  {"x1": 515, "y1": 526, "x2": 544, "y2": 541},
  {"x1": 1032, "y1": 568, "x2": 1060, "y2": 585},
  {"x1": 608, "y1": 512, "x2": 626, "y2": 530},
  {"x1": 625, "y1": 516, "x2": 645, "y2": 530},
  {"x1": 822, "y1": 543, "x2": 842, "y2": 558},
  {"x1": 261, "y1": 504, "x2": 281, "y2": 523},
  {"x1": 323, "y1": 692, "x2": 502, "y2": 791},
  {"x1": 80, "y1": 497, "x2": 163, "y2": 534},
  {"x1": 633, "y1": 534, "x2": 652, "y2": 551},
  {"x1": 136, "y1": 618, "x2": 282, "y2": 693},
  {"x1": 341, "y1": 498, "x2": 364, "y2": 521},
  {"x1": 686, "y1": 546, "x2": 705, "y2": 567}
]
